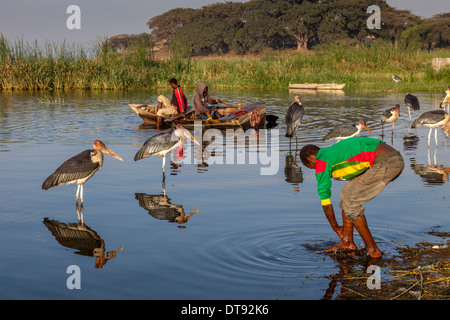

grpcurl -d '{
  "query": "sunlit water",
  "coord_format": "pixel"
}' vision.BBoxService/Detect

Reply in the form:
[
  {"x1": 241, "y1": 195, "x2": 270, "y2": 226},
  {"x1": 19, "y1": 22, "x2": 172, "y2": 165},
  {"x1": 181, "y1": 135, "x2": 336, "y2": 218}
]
[{"x1": 0, "y1": 88, "x2": 449, "y2": 300}]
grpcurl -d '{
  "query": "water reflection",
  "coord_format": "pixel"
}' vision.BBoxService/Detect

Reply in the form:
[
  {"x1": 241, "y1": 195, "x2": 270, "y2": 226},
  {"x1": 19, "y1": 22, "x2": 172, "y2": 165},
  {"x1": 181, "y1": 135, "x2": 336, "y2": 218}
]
[
  {"x1": 411, "y1": 149, "x2": 450, "y2": 185},
  {"x1": 135, "y1": 180, "x2": 200, "y2": 228},
  {"x1": 284, "y1": 152, "x2": 303, "y2": 193},
  {"x1": 43, "y1": 205, "x2": 124, "y2": 268},
  {"x1": 322, "y1": 252, "x2": 381, "y2": 300}
]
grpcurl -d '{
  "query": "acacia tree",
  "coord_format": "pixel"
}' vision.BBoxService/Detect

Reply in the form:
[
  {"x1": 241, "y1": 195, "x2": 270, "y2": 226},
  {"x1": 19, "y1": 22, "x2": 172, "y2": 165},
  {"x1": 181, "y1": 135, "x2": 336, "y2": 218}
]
[
  {"x1": 171, "y1": 1, "x2": 246, "y2": 56},
  {"x1": 421, "y1": 13, "x2": 450, "y2": 51},
  {"x1": 282, "y1": 0, "x2": 324, "y2": 50},
  {"x1": 381, "y1": 7, "x2": 419, "y2": 48},
  {"x1": 147, "y1": 8, "x2": 196, "y2": 45}
]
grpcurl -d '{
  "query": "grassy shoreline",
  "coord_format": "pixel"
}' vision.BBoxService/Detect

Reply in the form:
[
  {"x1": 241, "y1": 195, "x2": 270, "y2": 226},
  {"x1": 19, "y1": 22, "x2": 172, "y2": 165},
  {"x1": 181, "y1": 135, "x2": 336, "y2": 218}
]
[{"x1": 1, "y1": 35, "x2": 449, "y2": 92}]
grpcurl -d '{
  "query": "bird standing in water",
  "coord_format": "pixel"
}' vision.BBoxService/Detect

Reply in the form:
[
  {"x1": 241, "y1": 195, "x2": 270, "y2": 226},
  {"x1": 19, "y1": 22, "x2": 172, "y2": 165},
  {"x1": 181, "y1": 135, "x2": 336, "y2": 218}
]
[
  {"x1": 439, "y1": 87, "x2": 450, "y2": 113},
  {"x1": 134, "y1": 125, "x2": 199, "y2": 172},
  {"x1": 381, "y1": 104, "x2": 400, "y2": 135},
  {"x1": 284, "y1": 96, "x2": 304, "y2": 149},
  {"x1": 404, "y1": 93, "x2": 420, "y2": 121},
  {"x1": 42, "y1": 140, "x2": 123, "y2": 205},
  {"x1": 323, "y1": 120, "x2": 373, "y2": 142},
  {"x1": 411, "y1": 110, "x2": 450, "y2": 148}
]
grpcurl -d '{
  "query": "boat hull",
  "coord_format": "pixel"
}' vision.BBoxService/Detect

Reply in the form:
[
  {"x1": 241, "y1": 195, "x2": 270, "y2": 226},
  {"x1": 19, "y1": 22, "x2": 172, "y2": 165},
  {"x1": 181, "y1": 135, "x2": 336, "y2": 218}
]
[{"x1": 129, "y1": 102, "x2": 266, "y2": 130}]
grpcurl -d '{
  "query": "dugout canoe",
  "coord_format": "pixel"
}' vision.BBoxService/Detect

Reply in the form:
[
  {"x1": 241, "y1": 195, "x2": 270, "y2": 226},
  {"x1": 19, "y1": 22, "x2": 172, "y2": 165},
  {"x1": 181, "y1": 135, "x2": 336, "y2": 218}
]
[
  {"x1": 288, "y1": 83, "x2": 346, "y2": 90},
  {"x1": 129, "y1": 102, "x2": 266, "y2": 130}
]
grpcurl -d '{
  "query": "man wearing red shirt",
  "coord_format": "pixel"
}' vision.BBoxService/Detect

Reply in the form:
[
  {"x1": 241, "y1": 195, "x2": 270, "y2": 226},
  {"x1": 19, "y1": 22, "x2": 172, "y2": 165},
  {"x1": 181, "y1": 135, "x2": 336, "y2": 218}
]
[{"x1": 157, "y1": 78, "x2": 188, "y2": 128}]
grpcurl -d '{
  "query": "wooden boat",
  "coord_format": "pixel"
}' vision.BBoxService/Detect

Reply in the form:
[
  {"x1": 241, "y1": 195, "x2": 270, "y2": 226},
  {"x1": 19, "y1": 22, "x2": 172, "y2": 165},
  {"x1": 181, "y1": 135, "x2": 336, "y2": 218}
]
[
  {"x1": 289, "y1": 83, "x2": 346, "y2": 90},
  {"x1": 129, "y1": 102, "x2": 267, "y2": 130}
]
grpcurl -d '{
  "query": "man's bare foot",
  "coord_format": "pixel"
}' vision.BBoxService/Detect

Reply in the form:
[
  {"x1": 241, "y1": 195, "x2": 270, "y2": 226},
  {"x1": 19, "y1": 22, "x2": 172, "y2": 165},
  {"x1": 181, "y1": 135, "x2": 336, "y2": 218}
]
[
  {"x1": 365, "y1": 247, "x2": 383, "y2": 258},
  {"x1": 325, "y1": 240, "x2": 357, "y2": 252}
]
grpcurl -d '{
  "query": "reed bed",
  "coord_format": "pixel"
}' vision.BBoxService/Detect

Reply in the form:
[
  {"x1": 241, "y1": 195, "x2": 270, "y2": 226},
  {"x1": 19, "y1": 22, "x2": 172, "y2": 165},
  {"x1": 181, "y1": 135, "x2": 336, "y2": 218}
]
[{"x1": 0, "y1": 34, "x2": 448, "y2": 92}]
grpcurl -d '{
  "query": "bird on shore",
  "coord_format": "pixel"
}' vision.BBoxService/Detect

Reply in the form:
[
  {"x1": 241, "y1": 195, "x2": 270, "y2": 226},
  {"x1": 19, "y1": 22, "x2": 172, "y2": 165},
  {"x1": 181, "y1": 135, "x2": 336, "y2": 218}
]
[
  {"x1": 134, "y1": 125, "x2": 199, "y2": 172},
  {"x1": 439, "y1": 87, "x2": 450, "y2": 113},
  {"x1": 381, "y1": 104, "x2": 400, "y2": 134},
  {"x1": 411, "y1": 110, "x2": 450, "y2": 148},
  {"x1": 284, "y1": 96, "x2": 304, "y2": 149},
  {"x1": 404, "y1": 93, "x2": 420, "y2": 121},
  {"x1": 391, "y1": 75, "x2": 402, "y2": 83},
  {"x1": 323, "y1": 120, "x2": 373, "y2": 141},
  {"x1": 42, "y1": 140, "x2": 123, "y2": 205}
]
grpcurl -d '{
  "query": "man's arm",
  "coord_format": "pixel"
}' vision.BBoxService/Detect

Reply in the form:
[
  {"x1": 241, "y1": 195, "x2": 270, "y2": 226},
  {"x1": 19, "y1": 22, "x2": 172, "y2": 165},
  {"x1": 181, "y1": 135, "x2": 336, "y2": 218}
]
[{"x1": 322, "y1": 204, "x2": 343, "y2": 239}]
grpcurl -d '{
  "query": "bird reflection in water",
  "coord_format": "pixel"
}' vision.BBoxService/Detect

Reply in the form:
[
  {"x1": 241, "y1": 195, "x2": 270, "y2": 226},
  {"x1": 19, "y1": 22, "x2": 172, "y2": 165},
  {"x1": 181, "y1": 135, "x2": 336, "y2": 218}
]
[
  {"x1": 284, "y1": 152, "x2": 303, "y2": 193},
  {"x1": 411, "y1": 148, "x2": 450, "y2": 185},
  {"x1": 43, "y1": 204, "x2": 124, "y2": 269},
  {"x1": 135, "y1": 182, "x2": 199, "y2": 228}
]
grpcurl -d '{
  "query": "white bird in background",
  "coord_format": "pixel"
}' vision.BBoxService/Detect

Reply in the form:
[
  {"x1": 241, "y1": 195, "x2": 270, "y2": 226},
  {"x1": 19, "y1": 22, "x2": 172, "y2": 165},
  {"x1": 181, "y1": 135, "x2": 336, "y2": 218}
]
[{"x1": 391, "y1": 75, "x2": 402, "y2": 83}]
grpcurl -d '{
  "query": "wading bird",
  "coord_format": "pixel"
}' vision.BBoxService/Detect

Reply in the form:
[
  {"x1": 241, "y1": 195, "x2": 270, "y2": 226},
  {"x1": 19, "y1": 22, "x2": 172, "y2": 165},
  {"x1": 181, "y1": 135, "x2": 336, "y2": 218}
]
[
  {"x1": 404, "y1": 93, "x2": 420, "y2": 121},
  {"x1": 391, "y1": 75, "x2": 402, "y2": 83},
  {"x1": 411, "y1": 110, "x2": 450, "y2": 148},
  {"x1": 381, "y1": 104, "x2": 400, "y2": 134},
  {"x1": 42, "y1": 140, "x2": 123, "y2": 204},
  {"x1": 284, "y1": 96, "x2": 304, "y2": 149},
  {"x1": 134, "y1": 125, "x2": 199, "y2": 171},
  {"x1": 323, "y1": 120, "x2": 373, "y2": 141},
  {"x1": 439, "y1": 87, "x2": 450, "y2": 113}
]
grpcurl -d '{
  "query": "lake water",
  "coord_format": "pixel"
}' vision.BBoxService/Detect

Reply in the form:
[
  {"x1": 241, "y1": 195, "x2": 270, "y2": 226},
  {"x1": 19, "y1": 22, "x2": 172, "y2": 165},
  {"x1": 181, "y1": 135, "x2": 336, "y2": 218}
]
[{"x1": 0, "y1": 88, "x2": 449, "y2": 300}]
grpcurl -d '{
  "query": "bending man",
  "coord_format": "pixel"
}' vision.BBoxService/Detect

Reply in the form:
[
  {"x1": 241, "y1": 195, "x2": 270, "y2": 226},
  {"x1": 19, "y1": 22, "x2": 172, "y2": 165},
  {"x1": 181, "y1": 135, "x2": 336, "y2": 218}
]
[{"x1": 300, "y1": 137, "x2": 404, "y2": 258}]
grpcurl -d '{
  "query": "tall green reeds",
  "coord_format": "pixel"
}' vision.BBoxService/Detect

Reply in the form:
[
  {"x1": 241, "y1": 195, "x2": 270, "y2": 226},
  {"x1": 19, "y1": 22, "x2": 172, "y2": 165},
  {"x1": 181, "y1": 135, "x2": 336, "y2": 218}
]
[{"x1": 0, "y1": 34, "x2": 448, "y2": 91}]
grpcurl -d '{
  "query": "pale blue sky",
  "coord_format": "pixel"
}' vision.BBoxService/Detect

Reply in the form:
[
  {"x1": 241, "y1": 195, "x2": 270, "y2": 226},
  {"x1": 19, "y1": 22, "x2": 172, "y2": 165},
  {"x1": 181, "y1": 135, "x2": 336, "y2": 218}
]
[{"x1": 0, "y1": 0, "x2": 448, "y2": 46}]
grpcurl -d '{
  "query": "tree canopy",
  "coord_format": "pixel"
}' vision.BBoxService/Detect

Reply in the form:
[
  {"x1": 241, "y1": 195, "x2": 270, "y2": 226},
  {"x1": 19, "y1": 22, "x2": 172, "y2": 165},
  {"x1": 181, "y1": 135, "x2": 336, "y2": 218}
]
[{"x1": 141, "y1": 0, "x2": 449, "y2": 56}]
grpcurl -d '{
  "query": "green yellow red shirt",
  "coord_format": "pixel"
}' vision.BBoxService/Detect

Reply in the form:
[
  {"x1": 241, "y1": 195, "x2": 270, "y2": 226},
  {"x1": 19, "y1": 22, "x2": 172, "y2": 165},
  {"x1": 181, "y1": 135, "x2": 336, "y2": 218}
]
[{"x1": 315, "y1": 137, "x2": 383, "y2": 206}]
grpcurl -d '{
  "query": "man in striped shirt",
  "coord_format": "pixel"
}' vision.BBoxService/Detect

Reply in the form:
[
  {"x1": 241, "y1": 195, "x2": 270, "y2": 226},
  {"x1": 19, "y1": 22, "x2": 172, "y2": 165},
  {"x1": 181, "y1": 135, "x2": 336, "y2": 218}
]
[{"x1": 300, "y1": 137, "x2": 404, "y2": 258}]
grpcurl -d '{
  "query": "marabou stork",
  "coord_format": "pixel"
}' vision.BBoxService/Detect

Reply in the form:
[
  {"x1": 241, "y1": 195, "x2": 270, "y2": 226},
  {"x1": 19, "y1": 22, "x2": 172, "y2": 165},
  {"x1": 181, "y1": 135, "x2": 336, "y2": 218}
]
[
  {"x1": 381, "y1": 104, "x2": 400, "y2": 134},
  {"x1": 404, "y1": 93, "x2": 420, "y2": 121},
  {"x1": 134, "y1": 125, "x2": 199, "y2": 171},
  {"x1": 322, "y1": 120, "x2": 373, "y2": 141},
  {"x1": 439, "y1": 87, "x2": 450, "y2": 113},
  {"x1": 284, "y1": 96, "x2": 304, "y2": 148},
  {"x1": 411, "y1": 110, "x2": 450, "y2": 148},
  {"x1": 42, "y1": 140, "x2": 123, "y2": 204},
  {"x1": 391, "y1": 75, "x2": 402, "y2": 83}
]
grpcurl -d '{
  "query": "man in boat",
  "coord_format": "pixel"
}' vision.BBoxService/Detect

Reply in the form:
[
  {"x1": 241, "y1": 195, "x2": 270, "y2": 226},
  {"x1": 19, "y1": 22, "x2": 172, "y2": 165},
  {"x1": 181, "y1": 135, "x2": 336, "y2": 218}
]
[
  {"x1": 193, "y1": 82, "x2": 222, "y2": 120},
  {"x1": 156, "y1": 78, "x2": 188, "y2": 128},
  {"x1": 299, "y1": 137, "x2": 404, "y2": 258}
]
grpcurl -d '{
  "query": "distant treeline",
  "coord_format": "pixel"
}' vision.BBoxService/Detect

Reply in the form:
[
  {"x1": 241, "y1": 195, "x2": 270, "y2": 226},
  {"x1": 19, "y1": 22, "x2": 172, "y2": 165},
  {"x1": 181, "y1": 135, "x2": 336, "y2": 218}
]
[{"x1": 136, "y1": 0, "x2": 449, "y2": 56}]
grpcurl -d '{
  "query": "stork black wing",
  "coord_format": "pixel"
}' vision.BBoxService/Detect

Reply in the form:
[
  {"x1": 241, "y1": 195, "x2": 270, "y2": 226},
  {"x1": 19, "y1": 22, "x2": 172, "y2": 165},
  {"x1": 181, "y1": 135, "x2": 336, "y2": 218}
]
[
  {"x1": 42, "y1": 150, "x2": 99, "y2": 189},
  {"x1": 134, "y1": 129, "x2": 178, "y2": 161}
]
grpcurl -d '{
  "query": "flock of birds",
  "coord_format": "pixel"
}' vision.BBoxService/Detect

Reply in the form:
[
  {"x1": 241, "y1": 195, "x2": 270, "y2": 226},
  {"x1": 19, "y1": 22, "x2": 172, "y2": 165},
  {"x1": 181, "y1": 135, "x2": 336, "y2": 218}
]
[
  {"x1": 284, "y1": 87, "x2": 450, "y2": 149},
  {"x1": 42, "y1": 125, "x2": 199, "y2": 205},
  {"x1": 41, "y1": 87, "x2": 450, "y2": 205}
]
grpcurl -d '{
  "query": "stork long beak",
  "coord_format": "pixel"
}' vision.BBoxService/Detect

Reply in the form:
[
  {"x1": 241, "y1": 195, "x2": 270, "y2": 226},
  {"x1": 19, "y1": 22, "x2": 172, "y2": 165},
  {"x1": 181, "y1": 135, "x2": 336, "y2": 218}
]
[
  {"x1": 184, "y1": 130, "x2": 200, "y2": 146},
  {"x1": 364, "y1": 124, "x2": 373, "y2": 134},
  {"x1": 101, "y1": 145, "x2": 124, "y2": 161},
  {"x1": 93, "y1": 140, "x2": 123, "y2": 161}
]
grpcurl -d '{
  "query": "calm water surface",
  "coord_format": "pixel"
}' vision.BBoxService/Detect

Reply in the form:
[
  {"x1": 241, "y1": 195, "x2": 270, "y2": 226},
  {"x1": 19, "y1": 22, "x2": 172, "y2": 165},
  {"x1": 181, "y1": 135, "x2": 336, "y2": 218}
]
[{"x1": 0, "y1": 88, "x2": 449, "y2": 300}]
